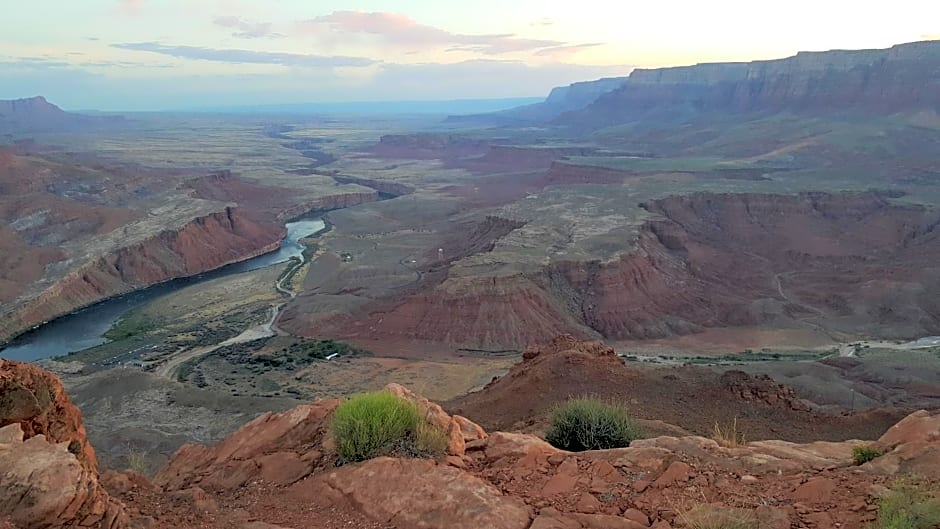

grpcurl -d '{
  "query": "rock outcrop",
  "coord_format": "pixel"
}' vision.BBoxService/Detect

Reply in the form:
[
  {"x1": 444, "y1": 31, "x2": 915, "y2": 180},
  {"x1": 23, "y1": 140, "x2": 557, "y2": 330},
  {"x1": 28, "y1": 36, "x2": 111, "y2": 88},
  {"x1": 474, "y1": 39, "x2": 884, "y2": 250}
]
[
  {"x1": 156, "y1": 399, "x2": 341, "y2": 492},
  {"x1": 0, "y1": 360, "x2": 125, "y2": 529},
  {"x1": 447, "y1": 335, "x2": 907, "y2": 442},
  {"x1": 5, "y1": 361, "x2": 936, "y2": 529},
  {"x1": 311, "y1": 457, "x2": 532, "y2": 529}
]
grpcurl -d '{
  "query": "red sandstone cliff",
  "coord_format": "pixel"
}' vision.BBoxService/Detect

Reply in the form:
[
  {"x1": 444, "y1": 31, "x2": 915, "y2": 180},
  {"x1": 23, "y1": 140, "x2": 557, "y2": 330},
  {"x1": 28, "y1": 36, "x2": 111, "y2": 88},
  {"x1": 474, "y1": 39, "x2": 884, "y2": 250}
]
[
  {"x1": 0, "y1": 207, "x2": 284, "y2": 342},
  {"x1": 0, "y1": 360, "x2": 126, "y2": 528},
  {"x1": 560, "y1": 41, "x2": 940, "y2": 128},
  {"x1": 287, "y1": 191, "x2": 940, "y2": 351},
  {"x1": 550, "y1": 191, "x2": 940, "y2": 341}
]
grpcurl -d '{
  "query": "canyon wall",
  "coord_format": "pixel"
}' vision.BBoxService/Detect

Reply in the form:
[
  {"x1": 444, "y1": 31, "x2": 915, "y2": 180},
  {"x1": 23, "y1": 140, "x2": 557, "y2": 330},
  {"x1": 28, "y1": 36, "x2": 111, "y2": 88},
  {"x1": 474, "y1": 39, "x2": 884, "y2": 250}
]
[
  {"x1": 293, "y1": 191, "x2": 940, "y2": 350},
  {"x1": 332, "y1": 175, "x2": 415, "y2": 197},
  {"x1": 275, "y1": 190, "x2": 378, "y2": 221},
  {"x1": 550, "y1": 191, "x2": 940, "y2": 340},
  {"x1": 560, "y1": 40, "x2": 940, "y2": 127},
  {"x1": 0, "y1": 207, "x2": 284, "y2": 342}
]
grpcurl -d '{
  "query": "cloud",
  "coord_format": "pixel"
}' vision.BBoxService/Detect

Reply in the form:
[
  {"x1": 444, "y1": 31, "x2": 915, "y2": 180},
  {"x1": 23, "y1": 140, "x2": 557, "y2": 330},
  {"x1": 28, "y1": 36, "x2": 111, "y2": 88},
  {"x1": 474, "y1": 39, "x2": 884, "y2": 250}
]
[
  {"x1": 213, "y1": 16, "x2": 283, "y2": 39},
  {"x1": 531, "y1": 17, "x2": 555, "y2": 27},
  {"x1": 367, "y1": 60, "x2": 631, "y2": 98},
  {"x1": 534, "y1": 43, "x2": 604, "y2": 59},
  {"x1": 116, "y1": 0, "x2": 145, "y2": 15},
  {"x1": 0, "y1": 57, "x2": 73, "y2": 70},
  {"x1": 112, "y1": 42, "x2": 375, "y2": 68},
  {"x1": 0, "y1": 57, "x2": 632, "y2": 111},
  {"x1": 298, "y1": 11, "x2": 564, "y2": 55},
  {"x1": 0, "y1": 55, "x2": 174, "y2": 71}
]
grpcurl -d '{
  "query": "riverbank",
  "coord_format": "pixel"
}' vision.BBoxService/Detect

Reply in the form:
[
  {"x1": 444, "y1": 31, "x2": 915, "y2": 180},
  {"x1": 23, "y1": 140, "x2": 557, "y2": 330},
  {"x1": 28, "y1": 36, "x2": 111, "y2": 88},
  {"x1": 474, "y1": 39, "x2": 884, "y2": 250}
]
[{"x1": 0, "y1": 218, "x2": 326, "y2": 362}]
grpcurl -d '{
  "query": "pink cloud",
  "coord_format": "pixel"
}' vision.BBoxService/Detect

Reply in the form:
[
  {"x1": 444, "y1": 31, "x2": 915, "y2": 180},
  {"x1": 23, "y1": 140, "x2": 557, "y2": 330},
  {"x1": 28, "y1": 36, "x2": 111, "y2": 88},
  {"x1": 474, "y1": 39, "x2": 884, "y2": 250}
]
[
  {"x1": 297, "y1": 11, "x2": 565, "y2": 55},
  {"x1": 117, "y1": 0, "x2": 145, "y2": 15},
  {"x1": 535, "y1": 43, "x2": 604, "y2": 59}
]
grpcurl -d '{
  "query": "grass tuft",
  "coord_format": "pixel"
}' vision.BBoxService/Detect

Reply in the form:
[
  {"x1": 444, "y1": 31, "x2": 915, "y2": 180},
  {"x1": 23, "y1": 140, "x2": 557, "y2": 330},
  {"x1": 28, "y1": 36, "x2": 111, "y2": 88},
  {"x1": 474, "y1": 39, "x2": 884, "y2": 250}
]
[
  {"x1": 331, "y1": 391, "x2": 447, "y2": 463},
  {"x1": 852, "y1": 445, "x2": 884, "y2": 465},
  {"x1": 125, "y1": 449, "x2": 151, "y2": 476},
  {"x1": 545, "y1": 397, "x2": 642, "y2": 452},
  {"x1": 712, "y1": 418, "x2": 746, "y2": 448}
]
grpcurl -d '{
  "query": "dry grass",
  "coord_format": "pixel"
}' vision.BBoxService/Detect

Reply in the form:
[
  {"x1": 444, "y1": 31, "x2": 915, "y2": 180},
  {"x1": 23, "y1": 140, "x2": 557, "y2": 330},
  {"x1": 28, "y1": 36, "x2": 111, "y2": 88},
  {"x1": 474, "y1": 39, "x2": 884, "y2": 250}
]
[
  {"x1": 678, "y1": 505, "x2": 759, "y2": 529},
  {"x1": 125, "y1": 450, "x2": 150, "y2": 476},
  {"x1": 712, "y1": 417, "x2": 746, "y2": 448}
]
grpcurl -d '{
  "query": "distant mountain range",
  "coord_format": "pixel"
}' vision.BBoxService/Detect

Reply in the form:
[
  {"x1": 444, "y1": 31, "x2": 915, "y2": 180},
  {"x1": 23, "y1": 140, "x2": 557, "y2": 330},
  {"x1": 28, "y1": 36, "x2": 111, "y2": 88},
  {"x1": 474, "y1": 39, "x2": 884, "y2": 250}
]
[
  {"x1": 464, "y1": 40, "x2": 940, "y2": 129},
  {"x1": 0, "y1": 96, "x2": 124, "y2": 135},
  {"x1": 0, "y1": 96, "x2": 545, "y2": 136},
  {"x1": 182, "y1": 97, "x2": 543, "y2": 115}
]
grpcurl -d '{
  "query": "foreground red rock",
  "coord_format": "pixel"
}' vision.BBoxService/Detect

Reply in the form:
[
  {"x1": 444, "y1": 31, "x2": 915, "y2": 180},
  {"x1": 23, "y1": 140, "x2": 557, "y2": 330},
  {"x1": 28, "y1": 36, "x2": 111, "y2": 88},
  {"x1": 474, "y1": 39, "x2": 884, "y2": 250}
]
[
  {"x1": 140, "y1": 376, "x2": 940, "y2": 529},
  {"x1": 156, "y1": 399, "x2": 341, "y2": 491},
  {"x1": 0, "y1": 360, "x2": 125, "y2": 529},
  {"x1": 308, "y1": 457, "x2": 532, "y2": 529},
  {"x1": 5, "y1": 361, "x2": 938, "y2": 529}
]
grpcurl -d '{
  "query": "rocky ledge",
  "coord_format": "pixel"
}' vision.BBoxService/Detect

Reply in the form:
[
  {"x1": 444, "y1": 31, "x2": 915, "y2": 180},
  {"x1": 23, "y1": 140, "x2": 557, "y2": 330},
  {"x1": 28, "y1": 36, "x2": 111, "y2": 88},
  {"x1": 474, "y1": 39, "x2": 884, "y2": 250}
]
[
  {"x1": 1, "y1": 360, "x2": 939, "y2": 529},
  {"x1": 0, "y1": 360, "x2": 126, "y2": 528}
]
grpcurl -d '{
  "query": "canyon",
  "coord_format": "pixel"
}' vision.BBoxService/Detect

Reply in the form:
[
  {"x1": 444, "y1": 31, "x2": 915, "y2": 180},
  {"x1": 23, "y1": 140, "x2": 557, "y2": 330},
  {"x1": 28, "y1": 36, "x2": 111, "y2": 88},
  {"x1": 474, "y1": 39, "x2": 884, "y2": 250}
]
[
  {"x1": 0, "y1": 147, "x2": 380, "y2": 344},
  {"x1": 2, "y1": 40, "x2": 940, "y2": 529}
]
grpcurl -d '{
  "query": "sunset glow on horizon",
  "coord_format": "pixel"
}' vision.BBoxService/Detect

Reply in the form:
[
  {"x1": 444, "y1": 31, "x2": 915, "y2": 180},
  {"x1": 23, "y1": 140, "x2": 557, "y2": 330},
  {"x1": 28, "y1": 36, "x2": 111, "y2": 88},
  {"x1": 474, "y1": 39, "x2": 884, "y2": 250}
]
[{"x1": 2, "y1": 0, "x2": 937, "y2": 110}]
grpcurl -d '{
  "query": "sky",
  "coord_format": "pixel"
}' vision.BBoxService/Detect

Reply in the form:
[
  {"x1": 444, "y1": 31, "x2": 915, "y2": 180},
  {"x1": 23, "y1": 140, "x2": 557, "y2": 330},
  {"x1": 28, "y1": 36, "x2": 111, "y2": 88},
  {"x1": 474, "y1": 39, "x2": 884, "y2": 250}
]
[{"x1": 1, "y1": 0, "x2": 938, "y2": 110}]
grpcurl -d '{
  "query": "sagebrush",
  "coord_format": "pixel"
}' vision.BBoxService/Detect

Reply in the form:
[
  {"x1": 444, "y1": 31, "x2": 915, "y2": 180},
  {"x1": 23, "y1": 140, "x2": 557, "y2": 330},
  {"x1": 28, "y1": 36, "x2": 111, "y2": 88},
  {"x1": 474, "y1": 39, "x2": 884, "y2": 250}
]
[
  {"x1": 545, "y1": 397, "x2": 642, "y2": 451},
  {"x1": 875, "y1": 480, "x2": 940, "y2": 529},
  {"x1": 331, "y1": 391, "x2": 447, "y2": 463}
]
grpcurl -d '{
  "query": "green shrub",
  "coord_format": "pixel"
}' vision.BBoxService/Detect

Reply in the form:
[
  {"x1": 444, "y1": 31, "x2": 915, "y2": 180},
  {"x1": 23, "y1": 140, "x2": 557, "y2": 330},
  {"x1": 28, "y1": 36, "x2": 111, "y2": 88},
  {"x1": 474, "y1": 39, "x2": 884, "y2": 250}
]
[
  {"x1": 331, "y1": 391, "x2": 446, "y2": 463},
  {"x1": 853, "y1": 445, "x2": 884, "y2": 465},
  {"x1": 876, "y1": 480, "x2": 940, "y2": 529},
  {"x1": 545, "y1": 398, "x2": 642, "y2": 451}
]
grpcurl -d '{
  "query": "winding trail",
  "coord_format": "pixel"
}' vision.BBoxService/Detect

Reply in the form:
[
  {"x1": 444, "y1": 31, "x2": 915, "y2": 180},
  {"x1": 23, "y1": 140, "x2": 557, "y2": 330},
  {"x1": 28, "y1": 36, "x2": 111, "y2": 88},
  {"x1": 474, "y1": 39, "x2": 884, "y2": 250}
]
[{"x1": 155, "y1": 242, "x2": 312, "y2": 380}]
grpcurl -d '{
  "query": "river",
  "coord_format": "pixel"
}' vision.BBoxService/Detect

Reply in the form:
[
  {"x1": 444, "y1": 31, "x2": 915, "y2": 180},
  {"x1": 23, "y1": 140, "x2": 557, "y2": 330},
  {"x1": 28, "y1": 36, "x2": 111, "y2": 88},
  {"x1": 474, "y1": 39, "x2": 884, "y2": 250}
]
[{"x1": 0, "y1": 219, "x2": 325, "y2": 362}]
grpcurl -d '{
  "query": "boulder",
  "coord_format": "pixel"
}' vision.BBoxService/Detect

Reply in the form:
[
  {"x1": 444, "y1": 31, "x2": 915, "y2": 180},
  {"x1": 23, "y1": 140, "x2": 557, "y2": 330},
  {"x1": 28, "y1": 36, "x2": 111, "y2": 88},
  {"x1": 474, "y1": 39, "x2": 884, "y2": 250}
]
[
  {"x1": 867, "y1": 410, "x2": 940, "y2": 479},
  {"x1": 483, "y1": 431, "x2": 562, "y2": 462},
  {"x1": 312, "y1": 457, "x2": 532, "y2": 529},
  {"x1": 156, "y1": 399, "x2": 340, "y2": 491},
  {"x1": 0, "y1": 426, "x2": 126, "y2": 529}
]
